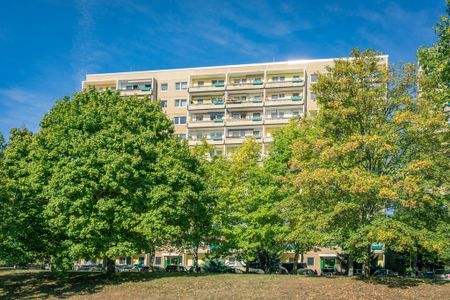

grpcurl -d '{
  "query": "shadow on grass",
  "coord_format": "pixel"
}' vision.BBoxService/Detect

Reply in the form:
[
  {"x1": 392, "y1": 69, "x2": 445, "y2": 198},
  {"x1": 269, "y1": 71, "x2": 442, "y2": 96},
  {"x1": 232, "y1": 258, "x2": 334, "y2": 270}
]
[
  {"x1": 0, "y1": 270, "x2": 209, "y2": 299},
  {"x1": 354, "y1": 276, "x2": 450, "y2": 289}
]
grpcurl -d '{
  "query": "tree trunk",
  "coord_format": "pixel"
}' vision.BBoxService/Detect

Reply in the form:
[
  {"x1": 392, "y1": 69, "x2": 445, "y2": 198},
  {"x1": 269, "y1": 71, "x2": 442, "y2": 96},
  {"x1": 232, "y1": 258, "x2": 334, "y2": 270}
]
[
  {"x1": 104, "y1": 257, "x2": 115, "y2": 275},
  {"x1": 245, "y1": 263, "x2": 249, "y2": 274},
  {"x1": 410, "y1": 252, "x2": 418, "y2": 277},
  {"x1": 193, "y1": 245, "x2": 199, "y2": 273},
  {"x1": 348, "y1": 254, "x2": 354, "y2": 276},
  {"x1": 147, "y1": 246, "x2": 155, "y2": 271},
  {"x1": 293, "y1": 248, "x2": 300, "y2": 274},
  {"x1": 363, "y1": 246, "x2": 371, "y2": 278}
]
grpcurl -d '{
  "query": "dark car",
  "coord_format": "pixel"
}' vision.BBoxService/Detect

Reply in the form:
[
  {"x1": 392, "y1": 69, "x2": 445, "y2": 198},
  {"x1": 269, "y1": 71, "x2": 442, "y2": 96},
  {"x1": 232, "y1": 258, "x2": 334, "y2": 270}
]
[
  {"x1": 373, "y1": 269, "x2": 398, "y2": 277},
  {"x1": 188, "y1": 266, "x2": 207, "y2": 273},
  {"x1": 165, "y1": 265, "x2": 187, "y2": 273},
  {"x1": 268, "y1": 265, "x2": 289, "y2": 275},
  {"x1": 297, "y1": 268, "x2": 316, "y2": 276},
  {"x1": 418, "y1": 271, "x2": 434, "y2": 279},
  {"x1": 132, "y1": 263, "x2": 150, "y2": 272},
  {"x1": 321, "y1": 268, "x2": 341, "y2": 276},
  {"x1": 151, "y1": 265, "x2": 165, "y2": 273}
]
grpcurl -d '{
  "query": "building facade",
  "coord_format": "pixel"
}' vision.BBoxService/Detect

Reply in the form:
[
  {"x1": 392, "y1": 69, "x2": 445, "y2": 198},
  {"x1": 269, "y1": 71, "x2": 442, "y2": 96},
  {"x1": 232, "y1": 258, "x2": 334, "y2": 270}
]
[
  {"x1": 82, "y1": 58, "x2": 358, "y2": 155},
  {"x1": 81, "y1": 57, "x2": 388, "y2": 272}
]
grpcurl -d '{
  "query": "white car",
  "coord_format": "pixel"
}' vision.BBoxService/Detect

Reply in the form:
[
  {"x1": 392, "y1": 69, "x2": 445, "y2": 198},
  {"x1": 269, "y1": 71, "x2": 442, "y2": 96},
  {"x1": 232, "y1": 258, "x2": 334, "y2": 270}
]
[{"x1": 434, "y1": 269, "x2": 450, "y2": 281}]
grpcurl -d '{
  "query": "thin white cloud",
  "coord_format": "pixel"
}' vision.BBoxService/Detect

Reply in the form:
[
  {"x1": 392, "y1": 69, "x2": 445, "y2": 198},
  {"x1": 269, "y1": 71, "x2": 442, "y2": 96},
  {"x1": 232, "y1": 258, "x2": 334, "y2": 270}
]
[{"x1": 0, "y1": 88, "x2": 56, "y2": 135}]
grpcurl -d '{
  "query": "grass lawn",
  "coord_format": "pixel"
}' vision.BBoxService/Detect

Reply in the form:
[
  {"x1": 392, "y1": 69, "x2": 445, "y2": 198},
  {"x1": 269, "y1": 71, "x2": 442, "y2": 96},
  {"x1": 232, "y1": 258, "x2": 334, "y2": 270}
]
[{"x1": 1, "y1": 270, "x2": 449, "y2": 299}]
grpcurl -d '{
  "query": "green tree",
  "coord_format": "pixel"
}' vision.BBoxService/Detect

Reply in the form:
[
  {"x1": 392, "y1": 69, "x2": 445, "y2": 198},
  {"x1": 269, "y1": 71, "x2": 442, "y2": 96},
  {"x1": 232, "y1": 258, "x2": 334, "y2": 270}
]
[
  {"x1": 266, "y1": 121, "x2": 326, "y2": 273},
  {"x1": 36, "y1": 89, "x2": 201, "y2": 273},
  {"x1": 286, "y1": 49, "x2": 448, "y2": 277},
  {"x1": 0, "y1": 128, "x2": 48, "y2": 266},
  {"x1": 212, "y1": 139, "x2": 283, "y2": 273}
]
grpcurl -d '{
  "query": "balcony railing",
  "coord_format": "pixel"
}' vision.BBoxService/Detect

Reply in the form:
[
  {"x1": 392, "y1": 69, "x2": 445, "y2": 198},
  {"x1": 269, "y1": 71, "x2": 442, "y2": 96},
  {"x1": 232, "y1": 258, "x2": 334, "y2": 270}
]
[
  {"x1": 212, "y1": 99, "x2": 225, "y2": 105},
  {"x1": 189, "y1": 83, "x2": 226, "y2": 92},
  {"x1": 265, "y1": 97, "x2": 303, "y2": 106},
  {"x1": 265, "y1": 79, "x2": 304, "y2": 88}
]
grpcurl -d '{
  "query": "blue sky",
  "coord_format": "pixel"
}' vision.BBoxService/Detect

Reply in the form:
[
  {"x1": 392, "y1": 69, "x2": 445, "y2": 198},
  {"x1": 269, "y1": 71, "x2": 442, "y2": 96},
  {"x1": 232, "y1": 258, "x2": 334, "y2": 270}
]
[{"x1": 0, "y1": 0, "x2": 446, "y2": 139}]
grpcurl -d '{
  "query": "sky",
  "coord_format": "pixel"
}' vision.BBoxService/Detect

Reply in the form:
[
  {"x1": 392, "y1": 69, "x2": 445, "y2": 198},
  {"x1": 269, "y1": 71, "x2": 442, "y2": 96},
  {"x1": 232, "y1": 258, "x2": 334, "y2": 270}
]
[{"x1": 0, "y1": 0, "x2": 446, "y2": 139}]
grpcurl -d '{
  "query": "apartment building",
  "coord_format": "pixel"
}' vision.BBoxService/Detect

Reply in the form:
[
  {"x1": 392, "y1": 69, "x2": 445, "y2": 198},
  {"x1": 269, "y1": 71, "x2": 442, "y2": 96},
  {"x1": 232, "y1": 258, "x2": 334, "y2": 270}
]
[
  {"x1": 80, "y1": 58, "x2": 389, "y2": 272},
  {"x1": 82, "y1": 58, "x2": 356, "y2": 155}
]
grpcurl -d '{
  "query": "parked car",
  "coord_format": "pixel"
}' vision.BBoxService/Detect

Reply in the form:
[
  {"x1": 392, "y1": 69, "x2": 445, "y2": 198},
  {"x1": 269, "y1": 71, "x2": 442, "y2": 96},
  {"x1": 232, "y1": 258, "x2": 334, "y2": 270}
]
[
  {"x1": 297, "y1": 268, "x2": 316, "y2": 276},
  {"x1": 188, "y1": 266, "x2": 207, "y2": 273},
  {"x1": 76, "y1": 264, "x2": 103, "y2": 271},
  {"x1": 115, "y1": 264, "x2": 133, "y2": 272},
  {"x1": 165, "y1": 265, "x2": 188, "y2": 273},
  {"x1": 373, "y1": 269, "x2": 398, "y2": 277},
  {"x1": 419, "y1": 271, "x2": 435, "y2": 279},
  {"x1": 321, "y1": 268, "x2": 341, "y2": 276},
  {"x1": 151, "y1": 265, "x2": 165, "y2": 273},
  {"x1": 132, "y1": 263, "x2": 150, "y2": 272},
  {"x1": 434, "y1": 269, "x2": 450, "y2": 281},
  {"x1": 267, "y1": 265, "x2": 289, "y2": 275}
]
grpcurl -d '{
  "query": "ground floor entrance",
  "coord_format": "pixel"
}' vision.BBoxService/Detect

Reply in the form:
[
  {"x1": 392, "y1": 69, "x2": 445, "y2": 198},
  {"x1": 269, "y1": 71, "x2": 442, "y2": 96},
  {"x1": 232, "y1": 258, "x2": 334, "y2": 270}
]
[
  {"x1": 164, "y1": 256, "x2": 182, "y2": 267},
  {"x1": 320, "y1": 257, "x2": 336, "y2": 269}
]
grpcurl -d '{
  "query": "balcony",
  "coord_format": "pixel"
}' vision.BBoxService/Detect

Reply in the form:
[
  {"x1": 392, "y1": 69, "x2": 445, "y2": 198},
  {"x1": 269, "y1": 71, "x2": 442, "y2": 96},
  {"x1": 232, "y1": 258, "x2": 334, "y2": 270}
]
[
  {"x1": 265, "y1": 79, "x2": 304, "y2": 89},
  {"x1": 225, "y1": 135, "x2": 261, "y2": 144},
  {"x1": 226, "y1": 80, "x2": 264, "y2": 91},
  {"x1": 119, "y1": 86, "x2": 153, "y2": 96},
  {"x1": 264, "y1": 117, "x2": 291, "y2": 125},
  {"x1": 188, "y1": 137, "x2": 224, "y2": 146},
  {"x1": 188, "y1": 103, "x2": 225, "y2": 110},
  {"x1": 226, "y1": 97, "x2": 263, "y2": 108},
  {"x1": 226, "y1": 114, "x2": 263, "y2": 126},
  {"x1": 265, "y1": 97, "x2": 303, "y2": 107},
  {"x1": 118, "y1": 79, "x2": 153, "y2": 96},
  {"x1": 264, "y1": 136, "x2": 274, "y2": 143},
  {"x1": 188, "y1": 119, "x2": 224, "y2": 128}
]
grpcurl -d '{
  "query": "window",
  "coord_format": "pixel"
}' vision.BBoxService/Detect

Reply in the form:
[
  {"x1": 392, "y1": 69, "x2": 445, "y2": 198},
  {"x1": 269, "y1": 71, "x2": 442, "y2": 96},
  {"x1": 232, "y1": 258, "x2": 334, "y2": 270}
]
[
  {"x1": 307, "y1": 257, "x2": 314, "y2": 266},
  {"x1": 253, "y1": 131, "x2": 261, "y2": 137},
  {"x1": 234, "y1": 78, "x2": 247, "y2": 84},
  {"x1": 231, "y1": 131, "x2": 240, "y2": 138},
  {"x1": 175, "y1": 82, "x2": 188, "y2": 90},
  {"x1": 161, "y1": 83, "x2": 168, "y2": 91},
  {"x1": 293, "y1": 75, "x2": 301, "y2": 82},
  {"x1": 119, "y1": 256, "x2": 126, "y2": 265},
  {"x1": 272, "y1": 76, "x2": 285, "y2": 82},
  {"x1": 139, "y1": 257, "x2": 145, "y2": 264},
  {"x1": 293, "y1": 93, "x2": 300, "y2": 97},
  {"x1": 228, "y1": 257, "x2": 236, "y2": 266},
  {"x1": 310, "y1": 74, "x2": 318, "y2": 83},
  {"x1": 174, "y1": 116, "x2": 187, "y2": 124},
  {"x1": 271, "y1": 94, "x2": 285, "y2": 100},
  {"x1": 197, "y1": 81, "x2": 204, "y2": 87},
  {"x1": 175, "y1": 99, "x2": 187, "y2": 107},
  {"x1": 155, "y1": 257, "x2": 162, "y2": 265},
  {"x1": 210, "y1": 149, "x2": 223, "y2": 157},
  {"x1": 253, "y1": 112, "x2": 261, "y2": 118},
  {"x1": 194, "y1": 115, "x2": 204, "y2": 121},
  {"x1": 196, "y1": 99, "x2": 204, "y2": 105},
  {"x1": 289, "y1": 257, "x2": 295, "y2": 263},
  {"x1": 271, "y1": 111, "x2": 284, "y2": 119},
  {"x1": 160, "y1": 100, "x2": 167, "y2": 108},
  {"x1": 292, "y1": 111, "x2": 300, "y2": 116},
  {"x1": 310, "y1": 92, "x2": 316, "y2": 101}
]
